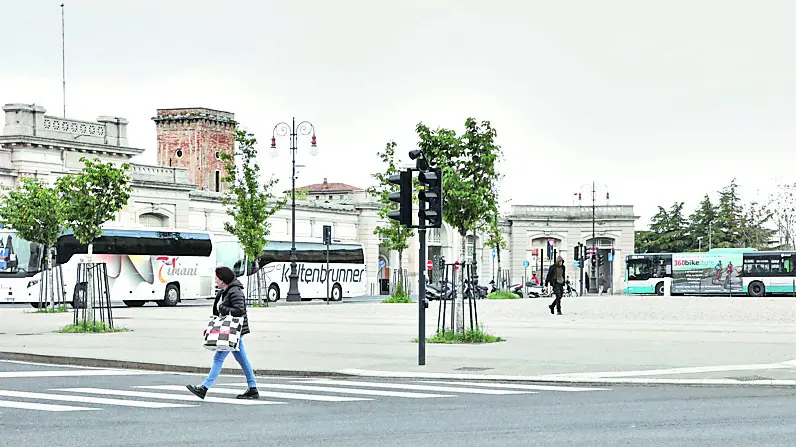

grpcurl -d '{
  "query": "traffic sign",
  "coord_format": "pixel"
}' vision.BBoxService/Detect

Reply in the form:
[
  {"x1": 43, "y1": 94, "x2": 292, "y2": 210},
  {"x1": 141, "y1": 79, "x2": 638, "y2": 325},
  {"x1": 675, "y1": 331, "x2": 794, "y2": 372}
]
[
  {"x1": 427, "y1": 260, "x2": 433, "y2": 270},
  {"x1": 574, "y1": 261, "x2": 580, "y2": 268},
  {"x1": 378, "y1": 258, "x2": 386, "y2": 268},
  {"x1": 454, "y1": 261, "x2": 460, "y2": 270},
  {"x1": 548, "y1": 238, "x2": 555, "y2": 245},
  {"x1": 608, "y1": 253, "x2": 614, "y2": 262},
  {"x1": 522, "y1": 260, "x2": 529, "y2": 267},
  {"x1": 492, "y1": 249, "x2": 496, "y2": 258}
]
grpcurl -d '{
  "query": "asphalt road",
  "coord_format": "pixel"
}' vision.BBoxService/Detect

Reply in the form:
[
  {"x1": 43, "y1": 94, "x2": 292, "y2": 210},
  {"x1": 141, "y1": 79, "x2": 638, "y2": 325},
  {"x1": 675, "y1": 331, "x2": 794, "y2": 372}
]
[{"x1": 1, "y1": 361, "x2": 795, "y2": 446}]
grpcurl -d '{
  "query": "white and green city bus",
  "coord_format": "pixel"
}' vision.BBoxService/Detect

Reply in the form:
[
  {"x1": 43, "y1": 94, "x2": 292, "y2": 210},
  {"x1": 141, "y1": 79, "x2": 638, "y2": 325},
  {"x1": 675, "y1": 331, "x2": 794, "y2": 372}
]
[
  {"x1": 741, "y1": 251, "x2": 796, "y2": 297},
  {"x1": 623, "y1": 248, "x2": 796, "y2": 297},
  {"x1": 624, "y1": 253, "x2": 672, "y2": 295}
]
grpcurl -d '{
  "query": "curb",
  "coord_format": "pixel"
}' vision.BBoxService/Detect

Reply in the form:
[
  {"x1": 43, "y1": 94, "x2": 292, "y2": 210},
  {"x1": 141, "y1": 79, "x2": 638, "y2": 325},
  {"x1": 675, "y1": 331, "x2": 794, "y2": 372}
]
[{"x1": 0, "y1": 351, "x2": 354, "y2": 378}]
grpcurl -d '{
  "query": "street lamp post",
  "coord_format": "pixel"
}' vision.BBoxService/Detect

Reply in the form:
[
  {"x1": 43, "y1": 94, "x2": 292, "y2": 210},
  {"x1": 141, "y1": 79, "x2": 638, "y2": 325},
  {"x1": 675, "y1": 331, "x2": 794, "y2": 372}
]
[
  {"x1": 576, "y1": 181, "x2": 609, "y2": 293},
  {"x1": 271, "y1": 117, "x2": 318, "y2": 302}
]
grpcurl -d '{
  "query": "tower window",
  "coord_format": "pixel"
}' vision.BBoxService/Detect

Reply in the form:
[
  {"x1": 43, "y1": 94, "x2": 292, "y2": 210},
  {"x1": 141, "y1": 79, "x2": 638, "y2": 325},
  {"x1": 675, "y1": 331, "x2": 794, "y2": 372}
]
[
  {"x1": 215, "y1": 151, "x2": 220, "y2": 159},
  {"x1": 176, "y1": 149, "x2": 183, "y2": 158},
  {"x1": 215, "y1": 171, "x2": 220, "y2": 192}
]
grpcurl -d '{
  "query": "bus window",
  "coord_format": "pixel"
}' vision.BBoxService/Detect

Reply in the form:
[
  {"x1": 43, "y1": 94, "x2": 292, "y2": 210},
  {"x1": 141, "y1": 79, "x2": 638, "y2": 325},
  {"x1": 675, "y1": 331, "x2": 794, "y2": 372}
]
[
  {"x1": 0, "y1": 231, "x2": 44, "y2": 276},
  {"x1": 627, "y1": 260, "x2": 651, "y2": 281}
]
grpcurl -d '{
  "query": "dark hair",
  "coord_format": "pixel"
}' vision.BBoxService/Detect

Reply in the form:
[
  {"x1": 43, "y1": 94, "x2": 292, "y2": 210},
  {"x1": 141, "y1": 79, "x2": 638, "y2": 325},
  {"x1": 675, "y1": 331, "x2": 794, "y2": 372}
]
[{"x1": 215, "y1": 266, "x2": 236, "y2": 285}]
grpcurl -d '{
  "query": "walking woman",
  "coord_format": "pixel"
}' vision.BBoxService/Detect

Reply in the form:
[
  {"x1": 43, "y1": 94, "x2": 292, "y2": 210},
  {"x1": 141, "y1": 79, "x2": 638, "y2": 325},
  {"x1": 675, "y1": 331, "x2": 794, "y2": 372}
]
[{"x1": 187, "y1": 266, "x2": 259, "y2": 400}]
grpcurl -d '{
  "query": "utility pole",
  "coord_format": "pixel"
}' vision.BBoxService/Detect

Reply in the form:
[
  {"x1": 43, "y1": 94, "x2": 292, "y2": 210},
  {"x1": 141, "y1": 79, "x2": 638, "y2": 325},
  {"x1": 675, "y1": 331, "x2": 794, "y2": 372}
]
[
  {"x1": 592, "y1": 181, "x2": 596, "y2": 293},
  {"x1": 61, "y1": 3, "x2": 66, "y2": 117}
]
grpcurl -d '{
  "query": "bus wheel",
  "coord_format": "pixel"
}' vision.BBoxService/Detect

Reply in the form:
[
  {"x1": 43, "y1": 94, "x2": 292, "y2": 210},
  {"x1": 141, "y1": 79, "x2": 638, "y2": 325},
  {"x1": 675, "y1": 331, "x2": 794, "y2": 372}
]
[
  {"x1": 123, "y1": 300, "x2": 146, "y2": 307},
  {"x1": 655, "y1": 282, "x2": 665, "y2": 296},
  {"x1": 267, "y1": 284, "x2": 280, "y2": 302},
  {"x1": 158, "y1": 284, "x2": 180, "y2": 307},
  {"x1": 331, "y1": 283, "x2": 343, "y2": 302},
  {"x1": 748, "y1": 281, "x2": 765, "y2": 297}
]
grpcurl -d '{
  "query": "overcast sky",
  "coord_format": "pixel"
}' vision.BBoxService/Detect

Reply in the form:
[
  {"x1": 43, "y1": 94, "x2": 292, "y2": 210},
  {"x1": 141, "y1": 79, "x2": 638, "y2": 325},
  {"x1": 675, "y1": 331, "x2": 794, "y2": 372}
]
[{"x1": 1, "y1": 0, "x2": 794, "y2": 228}]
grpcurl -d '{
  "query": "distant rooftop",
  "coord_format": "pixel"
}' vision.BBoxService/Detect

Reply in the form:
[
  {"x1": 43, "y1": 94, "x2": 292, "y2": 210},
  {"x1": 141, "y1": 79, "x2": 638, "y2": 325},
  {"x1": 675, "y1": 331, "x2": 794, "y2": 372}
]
[
  {"x1": 298, "y1": 178, "x2": 364, "y2": 193},
  {"x1": 152, "y1": 107, "x2": 235, "y2": 124}
]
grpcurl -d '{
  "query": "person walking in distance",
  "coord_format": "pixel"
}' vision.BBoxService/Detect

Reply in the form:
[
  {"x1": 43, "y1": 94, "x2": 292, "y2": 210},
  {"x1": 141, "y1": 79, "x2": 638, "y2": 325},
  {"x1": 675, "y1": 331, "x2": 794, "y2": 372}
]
[
  {"x1": 598, "y1": 273, "x2": 607, "y2": 296},
  {"x1": 187, "y1": 266, "x2": 259, "y2": 400},
  {"x1": 545, "y1": 255, "x2": 566, "y2": 315}
]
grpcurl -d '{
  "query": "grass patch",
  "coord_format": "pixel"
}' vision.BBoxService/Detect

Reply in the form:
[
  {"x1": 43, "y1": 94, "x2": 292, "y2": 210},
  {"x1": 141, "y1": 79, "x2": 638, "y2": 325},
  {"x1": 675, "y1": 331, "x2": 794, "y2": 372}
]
[
  {"x1": 414, "y1": 326, "x2": 504, "y2": 344},
  {"x1": 56, "y1": 320, "x2": 129, "y2": 333},
  {"x1": 32, "y1": 305, "x2": 69, "y2": 314},
  {"x1": 250, "y1": 301, "x2": 270, "y2": 308},
  {"x1": 382, "y1": 294, "x2": 413, "y2": 303},
  {"x1": 487, "y1": 291, "x2": 520, "y2": 300}
]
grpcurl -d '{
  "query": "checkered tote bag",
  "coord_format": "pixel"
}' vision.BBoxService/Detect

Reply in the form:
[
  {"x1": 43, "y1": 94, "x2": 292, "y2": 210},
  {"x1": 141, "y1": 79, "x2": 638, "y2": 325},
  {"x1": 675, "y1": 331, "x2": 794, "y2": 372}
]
[{"x1": 203, "y1": 315, "x2": 242, "y2": 351}]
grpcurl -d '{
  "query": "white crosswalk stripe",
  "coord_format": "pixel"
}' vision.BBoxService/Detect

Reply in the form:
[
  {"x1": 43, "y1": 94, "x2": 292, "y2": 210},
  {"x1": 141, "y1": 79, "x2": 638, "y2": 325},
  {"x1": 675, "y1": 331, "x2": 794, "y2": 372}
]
[
  {"x1": 0, "y1": 370, "x2": 611, "y2": 413},
  {"x1": 53, "y1": 388, "x2": 286, "y2": 405},
  {"x1": 416, "y1": 381, "x2": 611, "y2": 392},
  {"x1": 0, "y1": 389, "x2": 194, "y2": 409},
  {"x1": 304, "y1": 379, "x2": 534, "y2": 395},
  {"x1": 138, "y1": 385, "x2": 373, "y2": 402},
  {"x1": 0, "y1": 398, "x2": 99, "y2": 412},
  {"x1": 218, "y1": 382, "x2": 453, "y2": 399}
]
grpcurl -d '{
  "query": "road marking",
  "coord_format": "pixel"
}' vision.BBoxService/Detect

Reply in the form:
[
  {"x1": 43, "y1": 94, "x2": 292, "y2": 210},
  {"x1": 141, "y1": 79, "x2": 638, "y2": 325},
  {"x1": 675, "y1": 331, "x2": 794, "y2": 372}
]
[
  {"x1": 543, "y1": 362, "x2": 796, "y2": 379},
  {"x1": 0, "y1": 398, "x2": 97, "y2": 412},
  {"x1": 0, "y1": 370, "x2": 160, "y2": 378},
  {"x1": 218, "y1": 382, "x2": 453, "y2": 399},
  {"x1": 53, "y1": 388, "x2": 285, "y2": 405},
  {"x1": 416, "y1": 381, "x2": 610, "y2": 392},
  {"x1": 138, "y1": 385, "x2": 372, "y2": 402},
  {"x1": 305, "y1": 379, "x2": 532, "y2": 395},
  {"x1": 0, "y1": 390, "x2": 194, "y2": 408}
]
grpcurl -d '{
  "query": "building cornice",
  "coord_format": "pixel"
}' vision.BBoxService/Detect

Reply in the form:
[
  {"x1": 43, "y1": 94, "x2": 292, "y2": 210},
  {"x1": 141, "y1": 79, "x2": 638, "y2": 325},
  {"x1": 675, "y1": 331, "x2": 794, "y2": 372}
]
[{"x1": 0, "y1": 136, "x2": 145, "y2": 158}]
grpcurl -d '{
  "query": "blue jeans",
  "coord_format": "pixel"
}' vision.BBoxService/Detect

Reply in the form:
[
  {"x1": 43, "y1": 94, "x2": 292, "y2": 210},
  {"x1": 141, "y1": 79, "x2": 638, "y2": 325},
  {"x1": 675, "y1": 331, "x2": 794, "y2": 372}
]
[{"x1": 202, "y1": 336, "x2": 257, "y2": 389}]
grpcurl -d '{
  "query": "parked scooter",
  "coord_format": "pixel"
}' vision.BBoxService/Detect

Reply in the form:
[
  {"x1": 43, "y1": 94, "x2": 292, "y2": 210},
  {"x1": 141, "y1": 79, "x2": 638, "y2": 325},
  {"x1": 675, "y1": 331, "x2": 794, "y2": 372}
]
[{"x1": 508, "y1": 283, "x2": 524, "y2": 298}]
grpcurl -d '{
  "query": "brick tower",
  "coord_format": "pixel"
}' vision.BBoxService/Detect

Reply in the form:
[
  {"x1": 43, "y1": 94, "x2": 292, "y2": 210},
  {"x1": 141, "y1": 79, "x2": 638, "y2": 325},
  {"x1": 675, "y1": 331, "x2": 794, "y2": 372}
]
[{"x1": 152, "y1": 108, "x2": 236, "y2": 192}]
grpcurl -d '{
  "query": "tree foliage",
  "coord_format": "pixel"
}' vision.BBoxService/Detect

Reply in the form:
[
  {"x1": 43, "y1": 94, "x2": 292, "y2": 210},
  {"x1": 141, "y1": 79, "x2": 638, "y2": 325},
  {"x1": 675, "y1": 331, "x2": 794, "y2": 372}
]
[
  {"x1": 220, "y1": 128, "x2": 287, "y2": 264},
  {"x1": 416, "y1": 118, "x2": 502, "y2": 240},
  {"x1": 56, "y1": 157, "x2": 132, "y2": 245},
  {"x1": 0, "y1": 178, "x2": 62, "y2": 250},
  {"x1": 636, "y1": 178, "x2": 776, "y2": 253}
]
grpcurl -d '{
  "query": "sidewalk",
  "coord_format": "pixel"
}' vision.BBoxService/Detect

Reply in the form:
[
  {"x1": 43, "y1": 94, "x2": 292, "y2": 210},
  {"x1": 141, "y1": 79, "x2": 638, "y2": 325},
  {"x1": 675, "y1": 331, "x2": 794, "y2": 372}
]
[{"x1": 2, "y1": 296, "x2": 795, "y2": 384}]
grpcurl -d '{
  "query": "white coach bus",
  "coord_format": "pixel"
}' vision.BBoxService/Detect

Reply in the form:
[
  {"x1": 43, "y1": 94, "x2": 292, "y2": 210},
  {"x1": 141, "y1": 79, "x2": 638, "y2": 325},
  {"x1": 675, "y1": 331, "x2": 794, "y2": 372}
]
[
  {"x1": 0, "y1": 227, "x2": 216, "y2": 308},
  {"x1": 215, "y1": 238, "x2": 367, "y2": 302}
]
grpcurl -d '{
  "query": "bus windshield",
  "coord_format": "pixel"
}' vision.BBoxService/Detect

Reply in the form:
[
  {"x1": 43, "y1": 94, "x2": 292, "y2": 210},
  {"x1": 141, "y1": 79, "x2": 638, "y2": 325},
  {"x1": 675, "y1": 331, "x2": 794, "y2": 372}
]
[{"x1": 0, "y1": 230, "x2": 44, "y2": 275}]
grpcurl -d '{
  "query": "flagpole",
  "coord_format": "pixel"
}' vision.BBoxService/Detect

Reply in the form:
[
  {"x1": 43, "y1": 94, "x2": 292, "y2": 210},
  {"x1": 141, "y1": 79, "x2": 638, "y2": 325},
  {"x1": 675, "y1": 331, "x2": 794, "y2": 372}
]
[{"x1": 61, "y1": 3, "x2": 66, "y2": 117}]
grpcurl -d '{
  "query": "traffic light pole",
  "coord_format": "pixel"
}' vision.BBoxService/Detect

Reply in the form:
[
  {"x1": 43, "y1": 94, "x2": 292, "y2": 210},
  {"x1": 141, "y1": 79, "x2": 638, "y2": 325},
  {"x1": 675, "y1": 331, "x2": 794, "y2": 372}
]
[{"x1": 417, "y1": 219, "x2": 426, "y2": 366}]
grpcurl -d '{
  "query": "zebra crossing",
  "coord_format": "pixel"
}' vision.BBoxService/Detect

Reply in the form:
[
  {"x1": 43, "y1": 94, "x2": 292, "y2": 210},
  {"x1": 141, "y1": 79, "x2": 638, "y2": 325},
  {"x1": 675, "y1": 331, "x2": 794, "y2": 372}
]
[{"x1": 0, "y1": 373, "x2": 611, "y2": 413}]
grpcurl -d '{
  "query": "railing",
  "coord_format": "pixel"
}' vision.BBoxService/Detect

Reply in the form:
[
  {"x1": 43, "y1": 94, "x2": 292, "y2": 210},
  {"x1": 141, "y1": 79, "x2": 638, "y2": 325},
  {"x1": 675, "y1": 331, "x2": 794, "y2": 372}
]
[
  {"x1": 43, "y1": 117, "x2": 105, "y2": 137},
  {"x1": 511, "y1": 205, "x2": 636, "y2": 218},
  {"x1": 128, "y1": 164, "x2": 188, "y2": 184}
]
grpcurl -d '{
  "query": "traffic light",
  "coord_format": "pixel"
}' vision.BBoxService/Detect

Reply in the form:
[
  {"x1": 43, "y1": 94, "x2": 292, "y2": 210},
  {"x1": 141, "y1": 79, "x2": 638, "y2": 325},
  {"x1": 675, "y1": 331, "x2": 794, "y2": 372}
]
[
  {"x1": 418, "y1": 168, "x2": 442, "y2": 228},
  {"x1": 573, "y1": 245, "x2": 580, "y2": 262},
  {"x1": 387, "y1": 169, "x2": 412, "y2": 227}
]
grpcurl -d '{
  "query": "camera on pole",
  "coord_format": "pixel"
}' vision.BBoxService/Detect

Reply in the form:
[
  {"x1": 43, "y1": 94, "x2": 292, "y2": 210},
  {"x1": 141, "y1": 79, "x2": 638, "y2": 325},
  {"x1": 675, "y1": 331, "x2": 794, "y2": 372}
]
[{"x1": 386, "y1": 169, "x2": 412, "y2": 227}]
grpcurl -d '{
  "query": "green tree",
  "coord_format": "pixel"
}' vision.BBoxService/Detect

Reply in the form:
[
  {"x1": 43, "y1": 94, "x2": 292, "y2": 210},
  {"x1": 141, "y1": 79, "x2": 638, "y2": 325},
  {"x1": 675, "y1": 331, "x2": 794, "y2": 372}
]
[
  {"x1": 56, "y1": 157, "x2": 132, "y2": 320},
  {"x1": 484, "y1": 213, "x2": 507, "y2": 285},
  {"x1": 220, "y1": 128, "x2": 287, "y2": 306},
  {"x1": 643, "y1": 203, "x2": 690, "y2": 253},
  {"x1": 366, "y1": 141, "x2": 414, "y2": 297},
  {"x1": 713, "y1": 179, "x2": 745, "y2": 247},
  {"x1": 688, "y1": 194, "x2": 716, "y2": 251},
  {"x1": 416, "y1": 118, "x2": 502, "y2": 332},
  {"x1": 460, "y1": 118, "x2": 503, "y2": 277},
  {"x1": 0, "y1": 178, "x2": 64, "y2": 306}
]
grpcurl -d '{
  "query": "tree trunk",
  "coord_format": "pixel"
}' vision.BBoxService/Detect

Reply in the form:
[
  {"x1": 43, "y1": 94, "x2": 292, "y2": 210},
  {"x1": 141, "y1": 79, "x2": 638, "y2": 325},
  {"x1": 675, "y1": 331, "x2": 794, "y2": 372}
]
[
  {"x1": 254, "y1": 259, "x2": 262, "y2": 307},
  {"x1": 85, "y1": 243, "x2": 94, "y2": 325},
  {"x1": 471, "y1": 229, "x2": 478, "y2": 284},
  {"x1": 496, "y1": 240, "x2": 502, "y2": 289},
  {"x1": 455, "y1": 229, "x2": 467, "y2": 333},
  {"x1": 396, "y1": 249, "x2": 404, "y2": 296}
]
